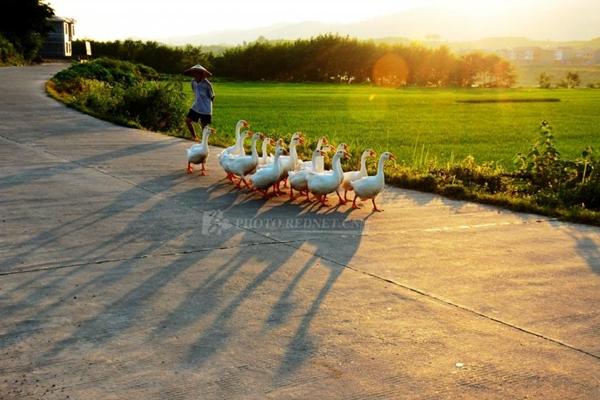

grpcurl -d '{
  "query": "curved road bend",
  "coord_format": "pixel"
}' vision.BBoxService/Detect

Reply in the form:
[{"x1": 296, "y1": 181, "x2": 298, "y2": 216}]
[{"x1": 1, "y1": 64, "x2": 599, "y2": 399}]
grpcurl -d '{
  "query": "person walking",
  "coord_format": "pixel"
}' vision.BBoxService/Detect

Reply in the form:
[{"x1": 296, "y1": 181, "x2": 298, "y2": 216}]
[{"x1": 184, "y1": 64, "x2": 215, "y2": 141}]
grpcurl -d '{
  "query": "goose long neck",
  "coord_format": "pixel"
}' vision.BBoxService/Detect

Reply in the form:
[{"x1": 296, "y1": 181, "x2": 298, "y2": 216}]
[
  {"x1": 376, "y1": 155, "x2": 386, "y2": 182},
  {"x1": 333, "y1": 154, "x2": 344, "y2": 178},
  {"x1": 201, "y1": 130, "x2": 210, "y2": 146},
  {"x1": 315, "y1": 138, "x2": 324, "y2": 151},
  {"x1": 360, "y1": 153, "x2": 368, "y2": 174},
  {"x1": 273, "y1": 153, "x2": 282, "y2": 173},
  {"x1": 261, "y1": 140, "x2": 268, "y2": 161},
  {"x1": 250, "y1": 137, "x2": 259, "y2": 161},
  {"x1": 289, "y1": 142, "x2": 298, "y2": 161},
  {"x1": 235, "y1": 122, "x2": 243, "y2": 140},
  {"x1": 310, "y1": 151, "x2": 319, "y2": 169}
]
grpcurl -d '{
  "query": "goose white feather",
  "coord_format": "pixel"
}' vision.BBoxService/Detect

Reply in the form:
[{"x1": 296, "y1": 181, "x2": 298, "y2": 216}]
[
  {"x1": 350, "y1": 152, "x2": 396, "y2": 212},
  {"x1": 299, "y1": 136, "x2": 328, "y2": 172},
  {"x1": 227, "y1": 132, "x2": 264, "y2": 188},
  {"x1": 249, "y1": 145, "x2": 285, "y2": 196},
  {"x1": 340, "y1": 149, "x2": 376, "y2": 201},
  {"x1": 278, "y1": 132, "x2": 304, "y2": 177},
  {"x1": 306, "y1": 148, "x2": 348, "y2": 205},
  {"x1": 220, "y1": 119, "x2": 249, "y2": 157},
  {"x1": 186, "y1": 126, "x2": 215, "y2": 175},
  {"x1": 289, "y1": 148, "x2": 325, "y2": 199}
]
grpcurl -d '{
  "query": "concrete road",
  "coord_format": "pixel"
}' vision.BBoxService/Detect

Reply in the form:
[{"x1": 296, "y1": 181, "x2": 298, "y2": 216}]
[{"x1": 1, "y1": 64, "x2": 599, "y2": 399}]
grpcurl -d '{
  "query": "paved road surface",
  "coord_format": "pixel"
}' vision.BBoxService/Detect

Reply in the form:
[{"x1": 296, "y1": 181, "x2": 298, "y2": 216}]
[{"x1": 1, "y1": 64, "x2": 599, "y2": 399}]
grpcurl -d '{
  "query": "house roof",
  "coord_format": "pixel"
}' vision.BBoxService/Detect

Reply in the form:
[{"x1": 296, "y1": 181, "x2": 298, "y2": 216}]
[{"x1": 49, "y1": 16, "x2": 76, "y2": 24}]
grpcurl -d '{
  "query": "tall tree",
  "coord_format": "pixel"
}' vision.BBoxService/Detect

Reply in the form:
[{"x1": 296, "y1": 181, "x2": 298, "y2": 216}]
[{"x1": 0, "y1": 0, "x2": 54, "y2": 60}]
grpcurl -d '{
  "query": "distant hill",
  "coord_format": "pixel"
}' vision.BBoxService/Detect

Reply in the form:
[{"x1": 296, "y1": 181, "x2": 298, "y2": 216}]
[{"x1": 161, "y1": 1, "x2": 600, "y2": 47}]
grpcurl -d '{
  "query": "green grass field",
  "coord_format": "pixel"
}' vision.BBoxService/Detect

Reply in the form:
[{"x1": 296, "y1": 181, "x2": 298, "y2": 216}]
[
  {"x1": 515, "y1": 64, "x2": 600, "y2": 87},
  {"x1": 186, "y1": 82, "x2": 600, "y2": 169}
]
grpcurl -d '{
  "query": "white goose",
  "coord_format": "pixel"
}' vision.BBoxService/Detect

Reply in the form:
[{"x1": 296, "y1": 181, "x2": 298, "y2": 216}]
[
  {"x1": 278, "y1": 132, "x2": 305, "y2": 184},
  {"x1": 340, "y1": 149, "x2": 377, "y2": 202},
  {"x1": 258, "y1": 136, "x2": 276, "y2": 166},
  {"x1": 351, "y1": 151, "x2": 396, "y2": 212},
  {"x1": 222, "y1": 119, "x2": 249, "y2": 156},
  {"x1": 227, "y1": 132, "x2": 264, "y2": 188},
  {"x1": 288, "y1": 148, "x2": 326, "y2": 200},
  {"x1": 186, "y1": 126, "x2": 215, "y2": 175},
  {"x1": 306, "y1": 148, "x2": 349, "y2": 206},
  {"x1": 299, "y1": 136, "x2": 328, "y2": 172},
  {"x1": 249, "y1": 145, "x2": 285, "y2": 198},
  {"x1": 219, "y1": 120, "x2": 250, "y2": 181}
]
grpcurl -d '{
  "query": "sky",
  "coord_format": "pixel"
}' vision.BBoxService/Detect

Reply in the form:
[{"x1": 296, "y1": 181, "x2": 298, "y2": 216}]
[{"x1": 46, "y1": 0, "x2": 600, "y2": 42}]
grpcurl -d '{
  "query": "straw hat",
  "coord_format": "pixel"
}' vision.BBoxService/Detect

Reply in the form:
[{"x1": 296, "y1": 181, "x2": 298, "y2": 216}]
[{"x1": 184, "y1": 64, "x2": 212, "y2": 77}]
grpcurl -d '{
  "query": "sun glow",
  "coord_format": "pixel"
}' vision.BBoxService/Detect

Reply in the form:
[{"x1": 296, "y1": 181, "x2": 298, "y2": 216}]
[
  {"x1": 46, "y1": 0, "x2": 425, "y2": 41},
  {"x1": 45, "y1": 0, "x2": 599, "y2": 42}
]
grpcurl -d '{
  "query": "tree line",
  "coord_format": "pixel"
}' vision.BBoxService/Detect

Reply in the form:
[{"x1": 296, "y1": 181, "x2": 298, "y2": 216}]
[
  {"x1": 1, "y1": 0, "x2": 54, "y2": 63},
  {"x1": 78, "y1": 35, "x2": 516, "y2": 88}
]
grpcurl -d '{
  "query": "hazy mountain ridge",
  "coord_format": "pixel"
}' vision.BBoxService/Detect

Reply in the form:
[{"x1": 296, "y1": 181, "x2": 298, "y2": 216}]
[{"x1": 161, "y1": 4, "x2": 600, "y2": 47}]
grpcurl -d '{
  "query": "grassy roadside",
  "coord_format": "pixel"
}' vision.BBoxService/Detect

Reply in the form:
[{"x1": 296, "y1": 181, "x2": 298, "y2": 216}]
[{"x1": 46, "y1": 59, "x2": 600, "y2": 225}]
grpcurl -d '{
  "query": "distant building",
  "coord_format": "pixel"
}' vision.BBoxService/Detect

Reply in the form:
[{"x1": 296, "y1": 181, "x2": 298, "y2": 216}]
[
  {"x1": 511, "y1": 47, "x2": 554, "y2": 64},
  {"x1": 554, "y1": 47, "x2": 575, "y2": 63},
  {"x1": 40, "y1": 17, "x2": 76, "y2": 58}
]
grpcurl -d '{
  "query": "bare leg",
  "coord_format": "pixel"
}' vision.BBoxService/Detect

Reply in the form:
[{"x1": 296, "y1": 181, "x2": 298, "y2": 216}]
[
  {"x1": 185, "y1": 117, "x2": 198, "y2": 142},
  {"x1": 200, "y1": 163, "x2": 206, "y2": 176},
  {"x1": 290, "y1": 186, "x2": 295, "y2": 200},
  {"x1": 186, "y1": 162, "x2": 193, "y2": 174},
  {"x1": 344, "y1": 190, "x2": 349, "y2": 202}
]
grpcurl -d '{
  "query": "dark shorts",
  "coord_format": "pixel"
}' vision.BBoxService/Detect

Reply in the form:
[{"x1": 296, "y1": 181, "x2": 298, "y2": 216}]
[{"x1": 187, "y1": 109, "x2": 212, "y2": 126}]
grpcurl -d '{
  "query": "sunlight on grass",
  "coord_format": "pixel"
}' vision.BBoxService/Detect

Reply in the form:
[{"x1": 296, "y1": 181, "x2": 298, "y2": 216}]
[{"x1": 193, "y1": 82, "x2": 600, "y2": 169}]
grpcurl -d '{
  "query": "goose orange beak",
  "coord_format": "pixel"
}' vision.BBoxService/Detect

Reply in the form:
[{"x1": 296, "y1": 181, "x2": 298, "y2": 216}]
[{"x1": 389, "y1": 153, "x2": 396, "y2": 161}]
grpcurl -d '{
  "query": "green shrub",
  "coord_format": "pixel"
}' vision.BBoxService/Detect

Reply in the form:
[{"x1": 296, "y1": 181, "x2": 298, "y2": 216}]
[
  {"x1": 53, "y1": 58, "x2": 159, "y2": 87},
  {"x1": 0, "y1": 33, "x2": 22, "y2": 65},
  {"x1": 513, "y1": 121, "x2": 600, "y2": 211},
  {"x1": 50, "y1": 58, "x2": 183, "y2": 133},
  {"x1": 118, "y1": 80, "x2": 186, "y2": 132}
]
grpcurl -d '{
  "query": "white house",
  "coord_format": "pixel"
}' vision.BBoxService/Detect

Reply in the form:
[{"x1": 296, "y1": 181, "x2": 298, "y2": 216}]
[{"x1": 40, "y1": 17, "x2": 76, "y2": 58}]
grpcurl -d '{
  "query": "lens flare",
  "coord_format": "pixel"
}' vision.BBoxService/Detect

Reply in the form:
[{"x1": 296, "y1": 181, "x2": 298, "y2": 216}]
[{"x1": 372, "y1": 53, "x2": 409, "y2": 87}]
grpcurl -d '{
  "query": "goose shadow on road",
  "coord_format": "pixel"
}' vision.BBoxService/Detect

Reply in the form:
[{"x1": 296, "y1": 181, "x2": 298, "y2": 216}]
[{"x1": 2, "y1": 161, "x2": 365, "y2": 384}]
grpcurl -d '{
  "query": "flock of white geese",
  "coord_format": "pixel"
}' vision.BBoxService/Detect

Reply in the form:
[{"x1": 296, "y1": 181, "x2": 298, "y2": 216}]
[{"x1": 186, "y1": 120, "x2": 395, "y2": 212}]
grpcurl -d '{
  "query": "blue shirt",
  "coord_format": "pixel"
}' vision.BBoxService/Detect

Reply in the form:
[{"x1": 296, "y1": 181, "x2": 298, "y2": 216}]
[{"x1": 191, "y1": 79, "x2": 215, "y2": 115}]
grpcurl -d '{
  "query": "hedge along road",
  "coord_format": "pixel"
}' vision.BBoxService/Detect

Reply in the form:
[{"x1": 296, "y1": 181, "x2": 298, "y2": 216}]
[{"x1": 0, "y1": 64, "x2": 599, "y2": 399}]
